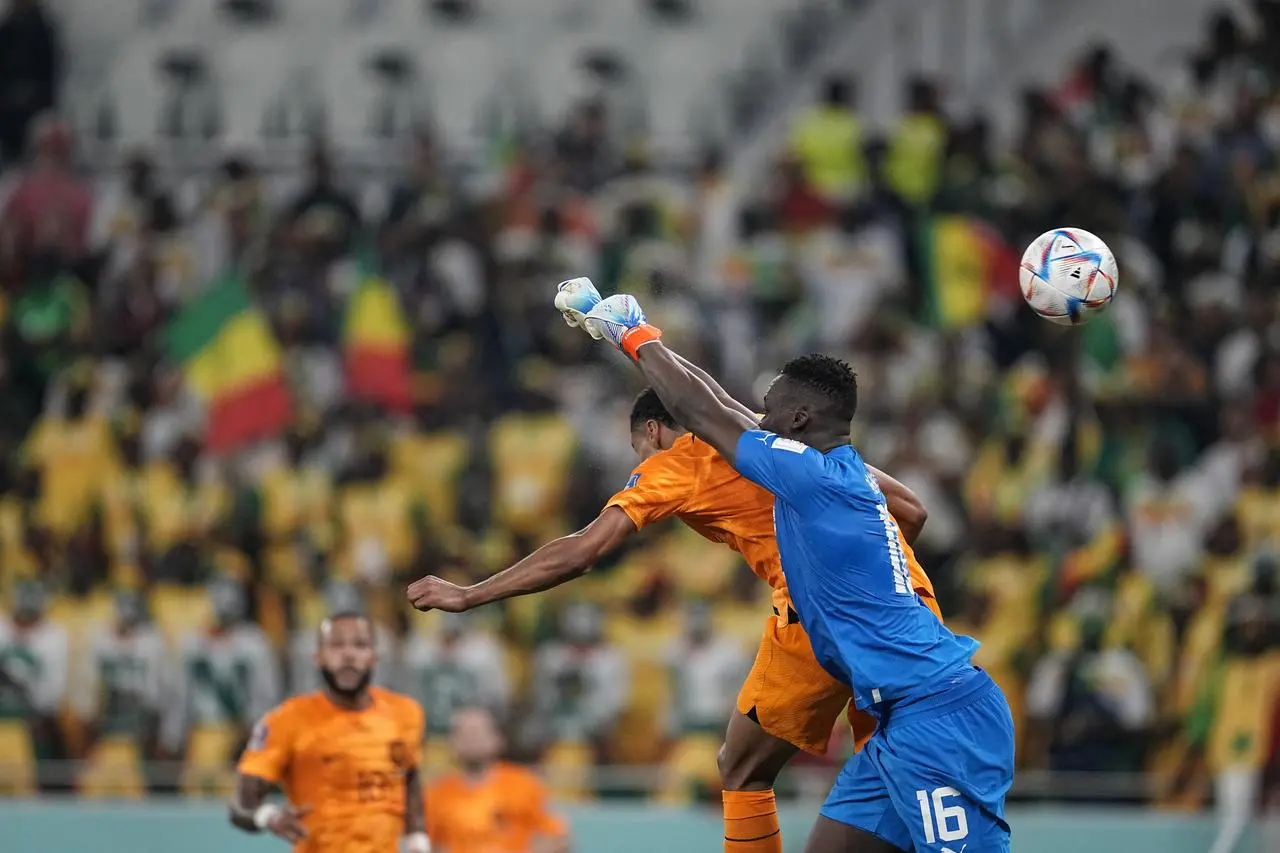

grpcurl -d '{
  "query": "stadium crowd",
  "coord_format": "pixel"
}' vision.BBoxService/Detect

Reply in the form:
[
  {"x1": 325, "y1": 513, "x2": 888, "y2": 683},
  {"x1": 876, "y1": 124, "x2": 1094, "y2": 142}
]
[{"x1": 0, "y1": 0, "x2": 1279, "y2": 827}]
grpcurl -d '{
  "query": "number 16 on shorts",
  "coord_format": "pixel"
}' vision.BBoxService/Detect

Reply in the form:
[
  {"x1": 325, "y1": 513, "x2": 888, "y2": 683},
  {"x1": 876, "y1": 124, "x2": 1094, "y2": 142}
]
[{"x1": 916, "y1": 787, "x2": 968, "y2": 850}]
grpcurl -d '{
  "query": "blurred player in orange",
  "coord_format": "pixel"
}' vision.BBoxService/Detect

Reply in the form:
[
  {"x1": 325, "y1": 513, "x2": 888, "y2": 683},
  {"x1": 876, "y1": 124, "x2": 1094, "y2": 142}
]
[
  {"x1": 425, "y1": 705, "x2": 571, "y2": 853},
  {"x1": 408, "y1": 383, "x2": 942, "y2": 853},
  {"x1": 229, "y1": 612, "x2": 429, "y2": 853}
]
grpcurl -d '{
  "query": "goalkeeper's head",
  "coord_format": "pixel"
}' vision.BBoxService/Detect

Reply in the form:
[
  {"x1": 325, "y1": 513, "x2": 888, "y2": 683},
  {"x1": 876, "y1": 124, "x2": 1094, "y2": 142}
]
[
  {"x1": 629, "y1": 388, "x2": 686, "y2": 461},
  {"x1": 760, "y1": 354, "x2": 858, "y2": 452}
]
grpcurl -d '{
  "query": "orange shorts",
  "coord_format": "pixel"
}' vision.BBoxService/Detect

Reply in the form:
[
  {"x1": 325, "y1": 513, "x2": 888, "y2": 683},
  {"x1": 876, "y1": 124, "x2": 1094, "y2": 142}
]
[{"x1": 735, "y1": 594, "x2": 945, "y2": 755}]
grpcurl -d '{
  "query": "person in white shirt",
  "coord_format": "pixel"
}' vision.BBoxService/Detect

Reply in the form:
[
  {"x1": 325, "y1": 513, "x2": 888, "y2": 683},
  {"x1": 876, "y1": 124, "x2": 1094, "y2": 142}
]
[
  {"x1": 75, "y1": 590, "x2": 166, "y2": 747},
  {"x1": 162, "y1": 578, "x2": 280, "y2": 756},
  {"x1": 0, "y1": 579, "x2": 68, "y2": 788},
  {"x1": 401, "y1": 612, "x2": 510, "y2": 740},
  {"x1": 532, "y1": 602, "x2": 628, "y2": 749},
  {"x1": 665, "y1": 601, "x2": 749, "y2": 736}
]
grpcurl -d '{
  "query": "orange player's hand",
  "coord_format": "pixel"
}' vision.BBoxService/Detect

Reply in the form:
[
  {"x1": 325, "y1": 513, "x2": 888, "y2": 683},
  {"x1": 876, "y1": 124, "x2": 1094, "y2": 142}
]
[
  {"x1": 407, "y1": 575, "x2": 470, "y2": 613},
  {"x1": 265, "y1": 803, "x2": 312, "y2": 844}
]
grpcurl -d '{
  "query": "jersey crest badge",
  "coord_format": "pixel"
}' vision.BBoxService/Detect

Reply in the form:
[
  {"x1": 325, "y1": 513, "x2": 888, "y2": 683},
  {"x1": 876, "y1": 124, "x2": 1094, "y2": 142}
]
[
  {"x1": 389, "y1": 739, "x2": 411, "y2": 770},
  {"x1": 625, "y1": 472, "x2": 642, "y2": 489},
  {"x1": 248, "y1": 719, "x2": 269, "y2": 751}
]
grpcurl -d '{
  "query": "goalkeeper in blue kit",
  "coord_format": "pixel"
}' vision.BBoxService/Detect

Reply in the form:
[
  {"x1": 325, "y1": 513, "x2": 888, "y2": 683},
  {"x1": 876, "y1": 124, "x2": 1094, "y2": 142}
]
[{"x1": 556, "y1": 280, "x2": 1015, "y2": 853}]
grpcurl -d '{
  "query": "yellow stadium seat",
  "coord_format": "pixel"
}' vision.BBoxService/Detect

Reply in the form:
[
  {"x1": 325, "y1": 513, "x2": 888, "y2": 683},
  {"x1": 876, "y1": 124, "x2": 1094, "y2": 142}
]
[
  {"x1": 0, "y1": 720, "x2": 36, "y2": 796},
  {"x1": 151, "y1": 584, "x2": 212, "y2": 648},
  {"x1": 182, "y1": 722, "x2": 239, "y2": 797},
  {"x1": 606, "y1": 655, "x2": 670, "y2": 766},
  {"x1": 627, "y1": 658, "x2": 670, "y2": 719},
  {"x1": 606, "y1": 613, "x2": 678, "y2": 658},
  {"x1": 80, "y1": 735, "x2": 146, "y2": 799},
  {"x1": 656, "y1": 733, "x2": 721, "y2": 805},
  {"x1": 713, "y1": 601, "x2": 769, "y2": 649},
  {"x1": 542, "y1": 740, "x2": 594, "y2": 803}
]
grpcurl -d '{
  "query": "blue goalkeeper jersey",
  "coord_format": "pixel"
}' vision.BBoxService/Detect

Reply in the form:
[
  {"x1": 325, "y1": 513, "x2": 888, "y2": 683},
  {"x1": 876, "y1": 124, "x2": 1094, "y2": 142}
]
[{"x1": 734, "y1": 429, "x2": 979, "y2": 713}]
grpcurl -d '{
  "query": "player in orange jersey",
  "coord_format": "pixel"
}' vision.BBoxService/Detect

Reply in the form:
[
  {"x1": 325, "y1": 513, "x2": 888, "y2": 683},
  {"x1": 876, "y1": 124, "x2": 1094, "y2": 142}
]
[
  {"x1": 408, "y1": 386, "x2": 942, "y2": 853},
  {"x1": 229, "y1": 612, "x2": 429, "y2": 853},
  {"x1": 426, "y1": 705, "x2": 571, "y2": 853}
]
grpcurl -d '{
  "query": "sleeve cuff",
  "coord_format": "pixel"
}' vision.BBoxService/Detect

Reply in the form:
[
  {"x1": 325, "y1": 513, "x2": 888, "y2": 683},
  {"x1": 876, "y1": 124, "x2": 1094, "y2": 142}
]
[{"x1": 621, "y1": 324, "x2": 662, "y2": 360}]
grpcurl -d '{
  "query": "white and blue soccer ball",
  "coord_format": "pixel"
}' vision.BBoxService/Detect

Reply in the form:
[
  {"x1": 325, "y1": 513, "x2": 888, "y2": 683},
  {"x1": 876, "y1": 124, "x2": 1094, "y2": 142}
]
[{"x1": 1019, "y1": 227, "x2": 1119, "y2": 326}]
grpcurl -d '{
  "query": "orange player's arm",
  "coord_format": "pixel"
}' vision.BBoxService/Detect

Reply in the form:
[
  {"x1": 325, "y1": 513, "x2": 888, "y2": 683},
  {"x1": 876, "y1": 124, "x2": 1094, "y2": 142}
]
[
  {"x1": 229, "y1": 709, "x2": 310, "y2": 843},
  {"x1": 402, "y1": 701, "x2": 427, "y2": 846},
  {"x1": 229, "y1": 773, "x2": 312, "y2": 843},
  {"x1": 671, "y1": 352, "x2": 757, "y2": 422},
  {"x1": 865, "y1": 465, "x2": 927, "y2": 544},
  {"x1": 408, "y1": 507, "x2": 637, "y2": 612},
  {"x1": 403, "y1": 767, "x2": 426, "y2": 841},
  {"x1": 519, "y1": 771, "x2": 572, "y2": 853}
]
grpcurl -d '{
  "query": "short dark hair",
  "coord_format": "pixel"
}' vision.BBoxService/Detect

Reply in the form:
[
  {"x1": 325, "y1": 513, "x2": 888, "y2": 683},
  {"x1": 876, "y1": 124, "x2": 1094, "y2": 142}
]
[
  {"x1": 319, "y1": 611, "x2": 371, "y2": 638},
  {"x1": 779, "y1": 354, "x2": 858, "y2": 422},
  {"x1": 630, "y1": 388, "x2": 679, "y2": 431}
]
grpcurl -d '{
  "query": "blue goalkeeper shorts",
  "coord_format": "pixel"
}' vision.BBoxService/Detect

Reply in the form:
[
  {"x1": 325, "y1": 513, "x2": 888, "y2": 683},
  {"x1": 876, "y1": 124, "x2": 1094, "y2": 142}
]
[{"x1": 820, "y1": 669, "x2": 1015, "y2": 853}]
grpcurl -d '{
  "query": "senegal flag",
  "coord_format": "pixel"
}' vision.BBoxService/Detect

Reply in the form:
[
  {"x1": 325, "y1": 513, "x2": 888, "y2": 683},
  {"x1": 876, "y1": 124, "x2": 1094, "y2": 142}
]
[
  {"x1": 164, "y1": 275, "x2": 292, "y2": 452},
  {"x1": 921, "y1": 216, "x2": 1019, "y2": 329},
  {"x1": 343, "y1": 269, "x2": 412, "y2": 412}
]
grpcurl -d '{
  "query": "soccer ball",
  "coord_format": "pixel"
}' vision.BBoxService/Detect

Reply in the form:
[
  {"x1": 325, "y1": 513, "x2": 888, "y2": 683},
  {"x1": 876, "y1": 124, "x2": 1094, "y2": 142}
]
[{"x1": 1018, "y1": 228, "x2": 1119, "y2": 325}]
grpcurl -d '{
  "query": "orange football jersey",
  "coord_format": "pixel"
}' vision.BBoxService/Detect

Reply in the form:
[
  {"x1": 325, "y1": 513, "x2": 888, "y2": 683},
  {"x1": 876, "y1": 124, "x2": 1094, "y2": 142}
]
[
  {"x1": 607, "y1": 434, "x2": 937, "y2": 614},
  {"x1": 425, "y1": 762, "x2": 568, "y2": 853},
  {"x1": 237, "y1": 687, "x2": 424, "y2": 853}
]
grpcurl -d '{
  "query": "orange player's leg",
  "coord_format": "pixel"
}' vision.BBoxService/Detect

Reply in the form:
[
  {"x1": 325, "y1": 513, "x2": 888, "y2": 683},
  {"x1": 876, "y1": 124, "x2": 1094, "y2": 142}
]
[
  {"x1": 721, "y1": 612, "x2": 852, "y2": 853},
  {"x1": 720, "y1": 713, "x2": 793, "y2": 853}
]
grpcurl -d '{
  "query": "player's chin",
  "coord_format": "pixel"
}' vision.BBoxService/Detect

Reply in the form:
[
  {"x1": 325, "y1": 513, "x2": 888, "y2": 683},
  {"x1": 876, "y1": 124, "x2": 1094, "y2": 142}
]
[{"x1": 327, "y1": 667, "x2": 373, "y2": 693}]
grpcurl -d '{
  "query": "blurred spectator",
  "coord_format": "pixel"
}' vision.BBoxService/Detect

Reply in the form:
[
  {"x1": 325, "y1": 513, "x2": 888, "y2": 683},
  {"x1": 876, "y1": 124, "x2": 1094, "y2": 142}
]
[
  {"x1": 0, "y1": 0, "x2": 60, "y2": 166},
  {"x1": 281, "y1": 142, "x2": 362, "y2": 256},
  {"x1": 24, "y1": 366, "x2": 112, "y2": 538},
  {"x1": 1126, "y1": 439, "x2": 1220, "y2": 595},
  {"x1": 664, "y1": 601, "x2": 748, "y2": 737},
  {"x1": 1024, "y1": 438, "x2": 1116, "y2": 551},
  {"x1": 401, "y1": 612, "x2": 510, "y2": 742},
  {"x1": 164, "y1": 577, "x2": 279, "y2": 794},
  {"x1": 75, "y1": 589, "x2": 165, "y2": 797},
  {"x1": 532, "y1": 602, "x2": 628, "y2": 749},
  {"x1": 1189, "y1": 558, "x2": 1280, "y2": 853},
  {"x1": 0, "y1": 116, "x2": 91, "y2": 271},
  {"x1": 334, "y1": 426, "x2": 426, "y2": 584},
  {"x1": 884, "y1": 76, "x2": 948, "y2": 209},
  {"x1": 788, "y1": 76, "x2": 866, "y2": 205},
  {"x1": 0, "y1": 579, "x2": 67, "y2": 793},
  {"x1": 1025, "y1": 589, "x2": 1155, "y2": 778},
  {"x1": 555, "y1": 100, "x2": 617, "y2": 194},
  {"x1": 381, "y1": 132, "x2": 454, "y2": 262}
]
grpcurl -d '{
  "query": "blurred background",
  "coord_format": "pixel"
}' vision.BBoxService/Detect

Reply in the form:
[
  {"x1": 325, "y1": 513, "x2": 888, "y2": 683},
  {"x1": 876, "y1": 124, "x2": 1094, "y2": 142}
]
[{"x1": 1, "y1": 0, "x2": 1280, "y2": 850}]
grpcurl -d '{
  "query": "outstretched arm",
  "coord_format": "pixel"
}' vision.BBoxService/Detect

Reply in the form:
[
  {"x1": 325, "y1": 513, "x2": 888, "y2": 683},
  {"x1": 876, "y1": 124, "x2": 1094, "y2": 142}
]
[
  {"x1": 578, "y1": 294, "x2": 756, "y2": 464},
  {"x1": 670, "y1": 352, "x2": 757, "y2": 423},
  {"x1": 407, "y1": 507, "x2": 637, "y2": 612},
  {"x1": 634, "y1": 343, "x2": 757, "y2": 464}
]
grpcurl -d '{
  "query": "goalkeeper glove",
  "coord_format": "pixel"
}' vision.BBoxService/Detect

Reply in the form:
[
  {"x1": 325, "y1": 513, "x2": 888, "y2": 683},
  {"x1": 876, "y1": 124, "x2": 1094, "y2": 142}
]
[
  {"x1": 554, "y1": 277, "x2": 604, "y2": 339},
  {"x1": 583, "y1": 294, "x2": 663, "y2": 360}
]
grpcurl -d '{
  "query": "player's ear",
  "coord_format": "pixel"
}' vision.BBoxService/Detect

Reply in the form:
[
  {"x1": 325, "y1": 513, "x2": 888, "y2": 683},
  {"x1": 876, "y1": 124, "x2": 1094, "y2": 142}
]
[
  {"x1": 646, "y1": 419, "x2": 661, "y2": 445},
  {"x1": 791, "y1": 407, "x2": 810, "y2": 432}
]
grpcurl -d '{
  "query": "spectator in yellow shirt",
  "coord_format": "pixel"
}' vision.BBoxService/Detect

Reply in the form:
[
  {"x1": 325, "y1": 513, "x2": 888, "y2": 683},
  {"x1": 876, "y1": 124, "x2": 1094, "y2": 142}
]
[{"x1": 788, "y1": 76, "x2": 866, "y2": 205}]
